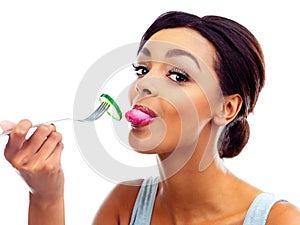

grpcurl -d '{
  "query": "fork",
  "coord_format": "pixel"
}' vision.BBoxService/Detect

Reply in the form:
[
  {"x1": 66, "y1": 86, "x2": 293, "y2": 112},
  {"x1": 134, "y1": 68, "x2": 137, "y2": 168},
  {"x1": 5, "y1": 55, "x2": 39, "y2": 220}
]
[{"x1": 0, "y1": 101, "x2": 110, "y2": 137}]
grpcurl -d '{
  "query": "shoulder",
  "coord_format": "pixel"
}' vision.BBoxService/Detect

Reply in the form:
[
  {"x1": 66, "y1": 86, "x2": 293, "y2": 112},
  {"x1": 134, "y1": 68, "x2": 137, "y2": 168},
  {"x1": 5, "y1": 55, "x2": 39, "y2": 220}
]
[
  {"x1": 267, "y1": 201, "x2": 300, "y2": 225},
  {"x1": 92, "y1": 179, "x2": 144, "y2": 225}
]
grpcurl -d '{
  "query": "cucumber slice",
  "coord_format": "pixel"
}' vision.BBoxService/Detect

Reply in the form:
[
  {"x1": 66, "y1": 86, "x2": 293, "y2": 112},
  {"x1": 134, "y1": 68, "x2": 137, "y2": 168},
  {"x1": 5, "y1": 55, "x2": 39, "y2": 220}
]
[{"x1": 99, "y1": 93, "x2": 122, "y2": 121}]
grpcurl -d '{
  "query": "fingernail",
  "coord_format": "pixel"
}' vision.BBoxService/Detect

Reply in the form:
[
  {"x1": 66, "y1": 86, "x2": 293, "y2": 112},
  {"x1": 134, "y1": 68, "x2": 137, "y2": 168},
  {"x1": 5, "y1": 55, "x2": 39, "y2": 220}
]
[{"x1": 0, "y1": 120, "x2": 16, "y2": 132}]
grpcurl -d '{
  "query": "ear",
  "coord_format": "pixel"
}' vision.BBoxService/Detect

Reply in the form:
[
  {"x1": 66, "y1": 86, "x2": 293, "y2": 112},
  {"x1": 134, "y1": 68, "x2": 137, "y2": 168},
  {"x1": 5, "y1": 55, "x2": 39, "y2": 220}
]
[{"x1": 213, "y1": 94, "x2": 243, "y2": 126}]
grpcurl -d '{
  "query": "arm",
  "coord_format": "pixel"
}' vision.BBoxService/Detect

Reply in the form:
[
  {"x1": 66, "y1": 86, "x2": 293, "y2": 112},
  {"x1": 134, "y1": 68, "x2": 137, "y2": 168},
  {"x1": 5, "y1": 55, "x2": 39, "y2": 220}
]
[
  {"x1": 92, "y1": 189, "x2": 120, "y2": 225},
  {"x1": 29, "y1": 192, "x2": 65, "y2": 225},
  {"x1": 1, "y1": 119, "x2": 65, "y2": 225},
  {"x1": 268, "y1": 201, "x2": 300, "y2": 225},
  {"x1": 92, "y1": 180, "x2": 142, "y2": 225}
]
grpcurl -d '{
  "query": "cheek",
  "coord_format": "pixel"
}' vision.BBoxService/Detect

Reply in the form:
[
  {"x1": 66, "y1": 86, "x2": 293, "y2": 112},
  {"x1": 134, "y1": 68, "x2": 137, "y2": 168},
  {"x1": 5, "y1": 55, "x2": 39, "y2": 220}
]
[
  {"x1": 177, "y1": 93, "x2": 212, "y2": 138},
  {"x1": 127, "y1": 82, "x2": 213, "y2": 153},
  {"x1": 161, "y1": 104, "x2": 182, "y2": 149},
  {"x1": 194, "y1": 96, "x2": 212, "y2": 121},
  {"x1": 162, "y1": 95, "x2": 210, "y2": 150},
  {"x1": 128, "y1": 100, "x2": 180, "y2": 153}
]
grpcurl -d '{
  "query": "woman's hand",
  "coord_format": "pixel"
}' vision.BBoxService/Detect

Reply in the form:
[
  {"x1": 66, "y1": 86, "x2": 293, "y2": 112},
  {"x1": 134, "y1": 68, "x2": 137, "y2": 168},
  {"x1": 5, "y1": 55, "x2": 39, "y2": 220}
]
[
  {"x1": 1, "y1": 119, "x2": 64, "y2": 200},
  {"x1": 0, "y1": 119, "x2": 65, "y2": 225}
]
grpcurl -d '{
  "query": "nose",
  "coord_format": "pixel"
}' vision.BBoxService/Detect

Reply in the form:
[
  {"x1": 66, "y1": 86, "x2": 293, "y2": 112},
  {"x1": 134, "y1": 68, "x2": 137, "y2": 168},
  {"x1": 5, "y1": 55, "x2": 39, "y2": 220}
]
[{"x1": 134, "y1": 76, "x2": 158, "y2": 97}]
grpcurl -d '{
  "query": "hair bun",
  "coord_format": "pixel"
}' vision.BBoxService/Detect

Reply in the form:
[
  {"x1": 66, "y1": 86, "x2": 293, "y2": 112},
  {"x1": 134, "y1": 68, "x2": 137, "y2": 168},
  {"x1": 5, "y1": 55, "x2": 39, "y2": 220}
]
[{"x1": 217, "y1": 117, "x2": 250, "y2": 158}]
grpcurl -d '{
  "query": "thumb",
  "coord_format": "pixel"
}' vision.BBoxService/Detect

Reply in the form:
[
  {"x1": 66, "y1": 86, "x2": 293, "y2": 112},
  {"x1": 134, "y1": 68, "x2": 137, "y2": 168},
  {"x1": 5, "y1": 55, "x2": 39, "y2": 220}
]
[{"x1": 0, "y1": 120, "x2": 16, "y2": 132}]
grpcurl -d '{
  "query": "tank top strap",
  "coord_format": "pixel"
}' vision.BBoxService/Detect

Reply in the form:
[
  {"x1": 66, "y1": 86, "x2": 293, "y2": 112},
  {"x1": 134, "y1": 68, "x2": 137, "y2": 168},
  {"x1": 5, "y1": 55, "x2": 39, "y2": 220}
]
[
  {"x1": 243, "y1": 192, "x2": 283, "y2": 225},
  {"x1": 129, "y1": 176, "x2": 160, "y2": 225}
]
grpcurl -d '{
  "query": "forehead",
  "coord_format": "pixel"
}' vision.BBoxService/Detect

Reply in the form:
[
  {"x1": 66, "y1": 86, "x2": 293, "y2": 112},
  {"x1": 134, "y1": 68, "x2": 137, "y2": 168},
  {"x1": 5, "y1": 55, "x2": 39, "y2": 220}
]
[{"x1": 143, "y1": 27, "x2": 216, "y2": 68}]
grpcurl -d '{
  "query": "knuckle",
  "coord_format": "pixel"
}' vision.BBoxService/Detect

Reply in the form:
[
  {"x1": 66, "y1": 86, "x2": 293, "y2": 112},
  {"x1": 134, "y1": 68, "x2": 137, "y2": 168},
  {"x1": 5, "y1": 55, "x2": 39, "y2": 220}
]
[
  {"x1": 55, "y1": 142, "x2": 64, "y2": 153},
  {"x1": 20, "y1": 119, "x2": 32, "y2": 126},
  {"x1": 10, "y1": 119, "x2": 32, "y2": 138},
  {"x1": 12, "y1": 126, "x2": 28, "y2": 137},
  {"x1": 11, "y1": 158, "x2": 25, "y2": 170},
  {"x1": 44, "y1": 163, "x2": 60, "y2": 174},
  {"x1": 36, "y1": 125, "x2": 50, "y2": 134},
  {"x1": 58, "y1": 142, "x2": 64, "y2": 150},
  {"x1": 44, "y1": 164, "x2": 55, "y2": 172},
  {"x1": 3, "y1": 151, "x2": 17, "y2": 165},
  {"x1": 28, "y1": 164, "x2": 50, "y2": 174},
  {"x1": 4, "y1": 150, "x2": 11, "y2": 161},
  {"x1": 50, "y1": 123, "x2": 56, "y2": 131},
  {"x1": 29, "y1": 161, "x2": 60, "y2": 174},
  {"x1": 51, "y1": 132, "x2": 62, "y2": 142},
  {"x1": 30, "y1": 164, "x2": 43, "y2": 173}
]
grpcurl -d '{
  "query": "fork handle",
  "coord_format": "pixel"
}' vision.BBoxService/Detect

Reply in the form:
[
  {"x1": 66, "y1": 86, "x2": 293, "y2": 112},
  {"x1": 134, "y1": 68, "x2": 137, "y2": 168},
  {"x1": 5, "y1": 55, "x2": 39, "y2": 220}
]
[{"x1": 0, "y1": 118, "x2": 72, "y2": 137}]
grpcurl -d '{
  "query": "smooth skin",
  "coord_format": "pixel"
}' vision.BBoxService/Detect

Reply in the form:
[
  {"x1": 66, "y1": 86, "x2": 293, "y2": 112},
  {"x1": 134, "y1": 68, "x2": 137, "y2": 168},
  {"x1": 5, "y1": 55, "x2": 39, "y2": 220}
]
[
  {"x1": 1, "y1": 119, "x2": 65, "y2": 225},
  {"x1": 2, "y1": 27, "x2": 300, "y2": 225},
  {"x1": 94, "y1": 28, "x2": 300, "y2": 225}
]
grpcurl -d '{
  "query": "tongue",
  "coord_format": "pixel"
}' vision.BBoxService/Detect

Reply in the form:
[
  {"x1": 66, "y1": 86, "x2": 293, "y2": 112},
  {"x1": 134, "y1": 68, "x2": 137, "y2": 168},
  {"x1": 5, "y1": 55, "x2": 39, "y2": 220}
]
[{"x1": 125, "y1": 109, "x2": 153, "y2": 127}]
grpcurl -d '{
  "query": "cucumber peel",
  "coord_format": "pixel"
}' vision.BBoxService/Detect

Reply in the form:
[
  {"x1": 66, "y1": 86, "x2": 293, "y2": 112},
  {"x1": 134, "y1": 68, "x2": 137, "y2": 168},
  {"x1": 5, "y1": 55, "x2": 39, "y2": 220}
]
[{"x1": 99, "y1": 93, "x2": 122, "y2": 121}]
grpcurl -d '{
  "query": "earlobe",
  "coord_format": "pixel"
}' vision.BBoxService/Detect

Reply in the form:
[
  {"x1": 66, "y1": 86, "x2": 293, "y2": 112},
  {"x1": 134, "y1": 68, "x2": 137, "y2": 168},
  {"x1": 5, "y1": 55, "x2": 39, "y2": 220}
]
[{"x1": 213, "y1": 94, "x2": 243, "y2": 126}]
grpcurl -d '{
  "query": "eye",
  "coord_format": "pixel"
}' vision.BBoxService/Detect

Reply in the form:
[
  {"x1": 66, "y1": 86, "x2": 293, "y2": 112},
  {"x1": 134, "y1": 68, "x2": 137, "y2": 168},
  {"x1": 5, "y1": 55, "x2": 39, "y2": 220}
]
[
  {"x1": 167, "y1": 68, "x2": 190, "y2": 83},
  {"x1": 132, "y1": 63, "x2": 149, "y2": 77}
]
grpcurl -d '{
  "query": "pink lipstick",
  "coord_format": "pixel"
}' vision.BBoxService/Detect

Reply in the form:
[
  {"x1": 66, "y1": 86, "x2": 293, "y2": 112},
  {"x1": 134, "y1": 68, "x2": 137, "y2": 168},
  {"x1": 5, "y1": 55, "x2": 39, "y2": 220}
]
[{"x1": 125, "y1": 105, "x2": 157, "y2": 127}]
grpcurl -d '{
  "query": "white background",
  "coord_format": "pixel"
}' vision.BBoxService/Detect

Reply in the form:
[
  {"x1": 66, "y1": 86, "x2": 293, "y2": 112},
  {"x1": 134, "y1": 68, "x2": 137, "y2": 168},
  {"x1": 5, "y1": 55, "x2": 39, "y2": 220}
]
[{"x1": 0, "y1": 1, "x2": 299, "y2": 224}]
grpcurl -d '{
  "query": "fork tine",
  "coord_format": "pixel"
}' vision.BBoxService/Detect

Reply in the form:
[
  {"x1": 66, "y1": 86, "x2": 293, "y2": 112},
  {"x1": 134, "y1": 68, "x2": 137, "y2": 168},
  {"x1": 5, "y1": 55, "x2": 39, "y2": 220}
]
[
  {"x1": 80, "y1": 102, "x2": 110, "y2": 122},
  {"x1": 93, "y1": 103, "x2": 110, "y2": 120},
  {"x1": 80, "y1": 103, "x2": 105, "y2": 121},
  {"x1": 88, "y1": 102, "x2": 109, "y2": 120}
]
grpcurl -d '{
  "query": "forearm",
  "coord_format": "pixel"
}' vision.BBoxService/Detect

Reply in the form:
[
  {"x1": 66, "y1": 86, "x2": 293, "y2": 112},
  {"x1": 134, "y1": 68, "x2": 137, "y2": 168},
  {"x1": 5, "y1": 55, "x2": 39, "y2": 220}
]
[{"x1": 28, "y1": 192, "x2": 65, "y2": 225}]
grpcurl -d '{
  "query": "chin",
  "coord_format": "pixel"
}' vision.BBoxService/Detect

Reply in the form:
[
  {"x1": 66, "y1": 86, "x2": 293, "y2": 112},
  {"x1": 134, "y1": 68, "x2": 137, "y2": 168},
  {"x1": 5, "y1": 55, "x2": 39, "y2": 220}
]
[
  {"x1": 128, "y1": 130, "x2": 160, "y2": 154},
  {"x1": 128, "y1": 118, "x2": 168, "y2": 152}
]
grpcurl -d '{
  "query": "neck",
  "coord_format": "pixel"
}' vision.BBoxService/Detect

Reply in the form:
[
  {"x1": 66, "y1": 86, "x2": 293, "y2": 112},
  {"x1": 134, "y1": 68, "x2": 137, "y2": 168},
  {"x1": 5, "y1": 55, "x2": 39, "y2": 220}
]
[
  {"x1": 157, "y1": 158, "x2": 245, "y2": 223},
  {"x1": 159, "y1": 156, "x2": 231, "y2": 203},
  {"x1": 155, "y1": 124, "x2": 247, "y2": 222}
]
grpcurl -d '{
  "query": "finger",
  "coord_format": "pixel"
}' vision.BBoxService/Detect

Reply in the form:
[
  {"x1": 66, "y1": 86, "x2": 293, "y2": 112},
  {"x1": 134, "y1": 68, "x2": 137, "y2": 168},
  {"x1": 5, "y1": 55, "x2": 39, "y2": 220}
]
[
  {"x1": 46, "y1": 142, "x2": 64, "y2": 164},
  {"x1": 21, "y1": 141, "x2": 64, "y2": 173},
  {"x1": 7, "y1": 124, "x2": 58, "y2": 170},
  {"x1": 26, "y1": 142, "x2": 64, "y2": 174},
  {"x1": 50, "y1": 123, "x2": 56, "y2": 132},
  {"x1": 0, "y1": 120, "x2": 16, "y2": 132},
  {"x1": 36, "y1": 131, "x2": 63, "y2": 160},
  {"x1": 21, "y1": 124, "x2": 56, "y2": 156},
  {"x1": 5, "y1": 119, "x2": 32, "y2": 160}
]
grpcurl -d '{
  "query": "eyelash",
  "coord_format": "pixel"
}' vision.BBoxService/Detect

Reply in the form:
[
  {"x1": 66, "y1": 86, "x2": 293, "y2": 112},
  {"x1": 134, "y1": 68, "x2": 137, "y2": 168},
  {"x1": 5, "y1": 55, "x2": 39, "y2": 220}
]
[
  {"x1": 132, "y1": 63, "x2": 149, "y2": 76},
  {"x1": 167, "y1": 67, "x2": 190, "y2": 83},
  {"x1": 132, "y1": 63, "x2": 190, "y2": 83}
]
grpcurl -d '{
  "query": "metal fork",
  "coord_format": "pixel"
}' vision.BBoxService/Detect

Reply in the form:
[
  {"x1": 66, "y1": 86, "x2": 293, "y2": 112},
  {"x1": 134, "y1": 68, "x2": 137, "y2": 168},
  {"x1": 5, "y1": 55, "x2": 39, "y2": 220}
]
[{"x1": 0, "y1": 101, "x2": 110, "y2": 137}]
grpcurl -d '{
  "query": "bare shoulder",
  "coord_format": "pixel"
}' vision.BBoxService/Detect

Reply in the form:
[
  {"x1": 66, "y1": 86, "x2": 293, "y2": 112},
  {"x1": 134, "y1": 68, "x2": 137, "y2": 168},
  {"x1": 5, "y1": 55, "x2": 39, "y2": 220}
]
[
  {"x1": 267, "y1": 201, "x2": 300, "y2": 225},
  {"x1": 92, "y1": 179, "x2": 144, "y2": 225}
]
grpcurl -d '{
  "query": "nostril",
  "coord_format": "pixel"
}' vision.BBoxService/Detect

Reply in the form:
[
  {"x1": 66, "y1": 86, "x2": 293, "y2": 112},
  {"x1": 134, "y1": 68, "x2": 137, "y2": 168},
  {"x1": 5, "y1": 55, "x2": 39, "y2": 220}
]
[
  {"x1": 134, "y1": 86, "x2": 152, "y2": 95},
  {"x1": 134, "y1": 78, "x2": 157, "y2": 97},
  {"x1": 143, "y1": 88, "x2": 152, "y2": 95}
]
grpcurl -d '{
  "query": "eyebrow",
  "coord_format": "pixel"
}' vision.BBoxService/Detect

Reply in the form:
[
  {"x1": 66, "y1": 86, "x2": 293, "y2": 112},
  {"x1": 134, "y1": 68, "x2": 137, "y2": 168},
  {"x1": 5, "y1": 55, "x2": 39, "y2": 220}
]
[
  {"x1": 139, "y1": 47, "x2": 151, "y2": 56},
  {"x1": 139, "y1": 47, "x2": 201, "y2": 70},
  {"x1": 166, "y1": 49, "x2": 201, "y2": 70}
]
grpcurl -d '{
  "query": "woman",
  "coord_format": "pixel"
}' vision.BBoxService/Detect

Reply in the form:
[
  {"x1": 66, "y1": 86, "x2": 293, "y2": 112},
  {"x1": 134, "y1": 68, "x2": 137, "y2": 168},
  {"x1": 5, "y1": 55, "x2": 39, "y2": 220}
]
[{"x1": 1, "y1": 11, "x2": 300, "y2": 225}]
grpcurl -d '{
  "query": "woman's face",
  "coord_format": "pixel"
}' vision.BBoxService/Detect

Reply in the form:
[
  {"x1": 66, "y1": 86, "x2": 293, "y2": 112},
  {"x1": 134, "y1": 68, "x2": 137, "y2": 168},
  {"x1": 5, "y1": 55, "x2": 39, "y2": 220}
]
[{"x1": 127, "y1": 27, "x2": 223, "y2": 156}]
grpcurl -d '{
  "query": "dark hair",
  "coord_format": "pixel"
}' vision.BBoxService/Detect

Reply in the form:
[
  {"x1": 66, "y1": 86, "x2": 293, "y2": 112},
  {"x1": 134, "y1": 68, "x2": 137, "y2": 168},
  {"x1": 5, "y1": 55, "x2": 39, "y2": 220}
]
[{"x1": 139, "y1": 11, "x2": 265, "y2": 158}]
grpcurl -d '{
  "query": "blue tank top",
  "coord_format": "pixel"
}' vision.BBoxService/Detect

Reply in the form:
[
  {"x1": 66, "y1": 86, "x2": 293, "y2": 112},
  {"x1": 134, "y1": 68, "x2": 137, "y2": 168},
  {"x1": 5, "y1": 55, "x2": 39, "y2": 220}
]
[{"x1": 129, "y1": 177, "x2": 282, "y2": 225}]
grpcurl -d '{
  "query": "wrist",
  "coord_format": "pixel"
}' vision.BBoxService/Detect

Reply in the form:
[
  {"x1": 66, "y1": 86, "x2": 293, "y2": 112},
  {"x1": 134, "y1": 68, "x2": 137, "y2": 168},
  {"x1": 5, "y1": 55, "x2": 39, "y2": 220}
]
[
  {"x1": 29, "y1": 191, "x2": 65, "y2": 225},
  {"x1": 29, "y1": 191, "x2": 64, "y2": 210}
]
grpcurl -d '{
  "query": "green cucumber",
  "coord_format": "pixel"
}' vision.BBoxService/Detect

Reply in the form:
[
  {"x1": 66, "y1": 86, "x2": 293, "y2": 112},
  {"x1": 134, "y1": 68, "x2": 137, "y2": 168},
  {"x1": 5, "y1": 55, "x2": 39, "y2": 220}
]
[{"x1": 99, "y1": 93, "x2": 122, "y2": 121}]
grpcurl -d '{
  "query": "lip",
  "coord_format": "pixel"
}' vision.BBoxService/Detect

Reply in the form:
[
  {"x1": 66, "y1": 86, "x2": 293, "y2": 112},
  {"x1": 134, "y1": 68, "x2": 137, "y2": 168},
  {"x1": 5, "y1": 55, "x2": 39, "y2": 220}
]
[
  {"x1": 133, "y1": 105, "x2": 158, "y2": 118},
  {"x1": 125, "y1": 104, "x2": 158, "y2": 128}
]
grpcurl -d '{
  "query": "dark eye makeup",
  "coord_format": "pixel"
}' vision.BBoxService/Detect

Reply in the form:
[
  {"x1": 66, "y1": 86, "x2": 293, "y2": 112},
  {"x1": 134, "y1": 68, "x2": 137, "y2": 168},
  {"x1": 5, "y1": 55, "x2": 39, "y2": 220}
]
[
  {"x1": 132, "y1": 63, "x2": 149, "y2": 77},
  {"x1": 166, "y1": 67, "x2": 190, "y2": 83},
  {"x1": 132, "y1": 63, "x2": 190, "y2": 84}
]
